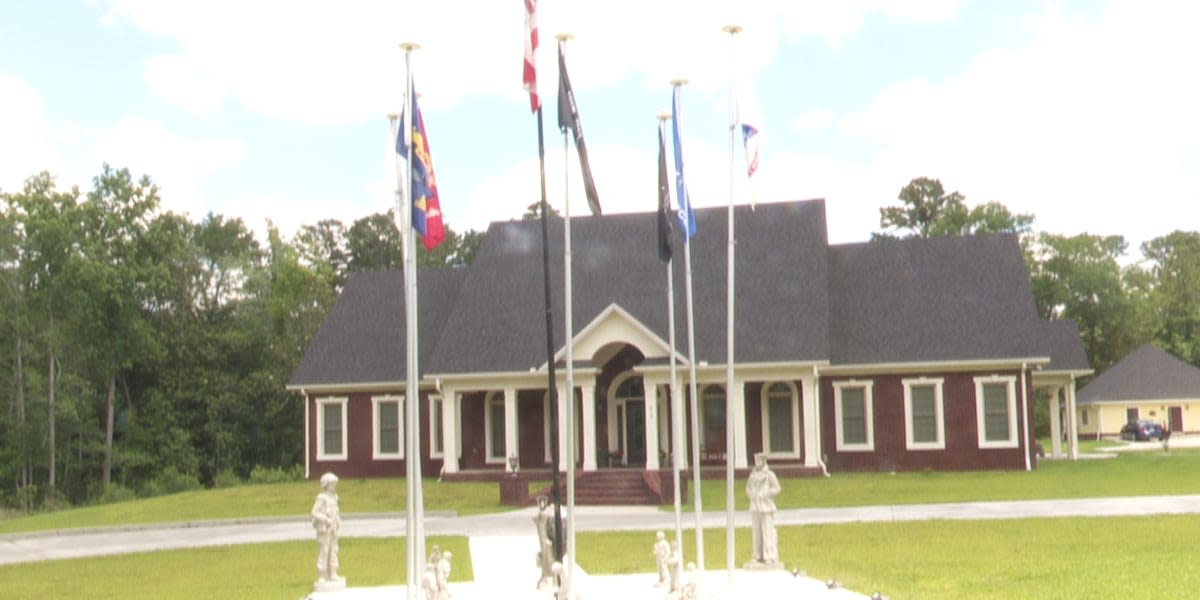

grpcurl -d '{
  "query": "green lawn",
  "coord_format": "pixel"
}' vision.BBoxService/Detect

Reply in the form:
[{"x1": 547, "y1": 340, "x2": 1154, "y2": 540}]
[
  {"x1": 579, "y1": 515, "x2": 1200, "y2": 599},
  {"x1": 0, "y1": 535, "x2": 471, "y2": 600},
  {"x1": 3, "y1": 449, "x2": 1200, "y2": 598},
  {"x1": 0, "y1": 478, "x2": 504, "y2": 535}
]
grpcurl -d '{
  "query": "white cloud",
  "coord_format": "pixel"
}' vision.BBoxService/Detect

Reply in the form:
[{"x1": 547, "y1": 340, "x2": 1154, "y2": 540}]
[
  {"x1": 0, "y1": 73, "x2": 60, "y2": 192},
  {"x1": 101, "y1": 0, "x2": 949, "y2": 125},
  {"x1": 89, "y1": 116, "x2": 247, "y2": 219},
  {"x1": 792, "y1": 109, "x2": 834, "y2": 131},
  {"x1": 780, "y1": 0, "x2": 962, "y2": 46},
  {"x1": 833, "y1": 0, "x2": 1200, "y2": 249}
]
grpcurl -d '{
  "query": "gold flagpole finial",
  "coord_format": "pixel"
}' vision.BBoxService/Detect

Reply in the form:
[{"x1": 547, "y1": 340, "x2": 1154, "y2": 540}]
[
  {"x1": 670, "y1": 78, "x2": 689, "y2": 87},
  {"x1": 657, "y1": 111, "x2": 670, "y2": 122},
  {"x1": 722, "y1": 24, "x2": 742, "y2": 34},
  {"x1": 555, "y1": 32, "x2": 574, "y2": 42},
  {"x1": 399, "y1": 42, "x2": 419, "y2": 51}
]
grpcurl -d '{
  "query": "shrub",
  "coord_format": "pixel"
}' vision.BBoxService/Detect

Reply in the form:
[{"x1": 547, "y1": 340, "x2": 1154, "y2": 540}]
[
  {"x1": 248, "y1": 465, "x2": 303, "y2": 485},
  {"x1": 141, "y1": 466, "x2": 202, "y2": 498},
  {"x1": 98, "y1": 484, "x2": 138, "y2": 505},
  {"x1": 212, "y1": 469, "x2": 243, "y2": 489}
]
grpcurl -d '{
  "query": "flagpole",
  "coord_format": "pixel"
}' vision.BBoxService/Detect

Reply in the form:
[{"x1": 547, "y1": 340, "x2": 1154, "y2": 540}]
[
  {"x1": 536, "y1": 62, "x2": 565, "y2": 574},
  {"x1": 671, "y1": 77, "x2": 705, "y2": 591},
  {"x1": 557, "y1": 30, "x2": 578, "y2": 600},
  {"x1": 659, "y1": 110, "x2": 685, "y2": 552},
  {"x1": 399, "y1": 40, "x2": 426, "y2": 600},
  {"x1": 722, "y1": 24, "x2": 742, "y2": 596}
]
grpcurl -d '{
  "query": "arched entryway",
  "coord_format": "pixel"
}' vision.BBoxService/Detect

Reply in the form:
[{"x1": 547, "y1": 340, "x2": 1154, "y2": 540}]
[{"x1": 609, "y1": 374, "x2": 646, "y2": 466}]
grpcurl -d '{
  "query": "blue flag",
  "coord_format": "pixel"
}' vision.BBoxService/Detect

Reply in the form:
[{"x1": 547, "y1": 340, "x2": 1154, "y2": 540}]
[{"x1": 671, "y1": 86, "x2": 696, "y2": 240}]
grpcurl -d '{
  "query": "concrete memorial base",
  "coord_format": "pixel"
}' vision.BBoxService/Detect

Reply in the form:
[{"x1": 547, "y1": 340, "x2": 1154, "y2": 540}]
[
  {"x1": 742, "y1": 560, "x2": 785, "y2": 572},
  {"x1": 313, "y1": 577, "x2": 347, "y2": 593}
]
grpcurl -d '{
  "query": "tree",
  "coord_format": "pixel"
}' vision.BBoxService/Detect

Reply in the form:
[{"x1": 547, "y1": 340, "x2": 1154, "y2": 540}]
[
  {"x1": 1028, "y1": 232, "x2": 1137, "y2": 371},
  {"x1": 877, "y1": 177, "x2": 1033, "y2": 239},
  {"x1": 1140, "y1": 231, "x2": 1200, "y2": 365},
  {"x1": 6, "y1": 172, "x2": 85, "y2": 498},
  {"x1": 76, "y1": 165, "x2": 165, "y2": 488}
]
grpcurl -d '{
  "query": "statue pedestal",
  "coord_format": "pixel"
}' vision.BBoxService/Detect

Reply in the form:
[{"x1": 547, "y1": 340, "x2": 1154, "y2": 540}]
[
  {"x1": 742, "y1": 560, "x2": 784, "y2": 572},
  {"x1": 313, "y1": 578, "x2": 346, "y2": 593}
]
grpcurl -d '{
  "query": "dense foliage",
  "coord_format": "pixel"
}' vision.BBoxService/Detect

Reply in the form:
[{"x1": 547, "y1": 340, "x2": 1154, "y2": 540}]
[{"x1": 0, "y1": 168, "x2": 480, "y2": 511}]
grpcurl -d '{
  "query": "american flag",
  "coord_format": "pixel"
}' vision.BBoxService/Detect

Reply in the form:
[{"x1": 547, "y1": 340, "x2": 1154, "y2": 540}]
[{"x1": 522, "y1": 0, "x2": 539, "y2": 112}]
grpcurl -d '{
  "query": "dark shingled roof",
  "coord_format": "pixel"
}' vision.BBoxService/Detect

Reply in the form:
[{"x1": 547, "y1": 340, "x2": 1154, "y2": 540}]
[
  {"x1": 1078, "y1": 344, "x2": 1200, "y2": 403},
  {"x1": 288, "y1": 267, "x2": 466, "y2": 387},
  {"x1": 426, "y1": 200, "x2": 831, "y2": 374},
  {"x1": 828, "y1": 233, "x2": 1045, "y2": 364},
  {"x1": 288, "y1": 198, "x2": 1089, "y2": 387},
  {"x1": 1038, "y1": 319, "x2": 1092, "y2": 372}
]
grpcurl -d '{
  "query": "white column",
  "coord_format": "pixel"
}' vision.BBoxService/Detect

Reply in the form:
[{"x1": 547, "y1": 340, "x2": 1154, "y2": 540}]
[
  {"x1": 504, "y1": 387, "x2": 518, "y2": 473},
  {"x1": 581, "y1": 381, "x2": 598, "y2": 471},
  {"x1": 441, "y1": 388, "x2": 459, "y2": 474},
  {"x1": 557, "y1": 382, "x2": 570, "y2": 472},
  {"x1": 730, "y1": 379, "x2": 749, "y2": 469},
  {"x1": 800, "y1": 374, "x2": 819, "y2": 468},
  {"x1": 1048, "y1": 386, "x2": 1063, "y2": 459},
  {"x1": 1067, "y1": 376, "x2": 1079, "y2": 460},
  {"x1": 672, "y1": 377, "x2": 687, "y2": 468},
  {"x1": 645, "y1": 381, "x2": 661, "y2": 470}
]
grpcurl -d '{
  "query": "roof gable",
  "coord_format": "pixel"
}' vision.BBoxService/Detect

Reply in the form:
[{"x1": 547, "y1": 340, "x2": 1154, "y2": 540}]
[
  {"x1": 1078, "y1": 344, "x2": 1200, "y2": 402},
  {"x1": 426, "y1": 199, "x2": 832, "y2": 374},
  {"x1": 552, "y1": 303, "x2": 679, "y2": 369},
  {"x1": 828, "y1": 233, "x2": 1046, "y2": 364}
]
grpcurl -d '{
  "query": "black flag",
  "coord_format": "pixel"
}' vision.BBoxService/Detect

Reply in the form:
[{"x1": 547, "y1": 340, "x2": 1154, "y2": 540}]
[{"x1": 557, "y1": 40, "x2": 601, "y2": 216}]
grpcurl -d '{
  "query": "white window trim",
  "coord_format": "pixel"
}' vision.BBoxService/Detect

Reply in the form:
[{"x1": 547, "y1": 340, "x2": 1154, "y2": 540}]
[
  {"x1": 975, "y1": 375, "x2": 1019, "y2": 449},
  {"x1": 372, "y1": 395, "x2": 404, "y2": 460},
  {"x1": 903, "y1": 377, "x2": 946, "y2": 451},
  {"x1": 316, "y1": 396, "x2": 348, "y2": 461},
  {"x1": 834, "y1": 380, "x2": 874, "y2": 452},
  {"x1": 484, "y1": 391, "x2": 506, "y2": 464},
  {"x1": 428, "y1": 394, "x2": 444, "y2": 459},
  {"x1": 760, "y1": 381, "x2": 801, "y2": 458}
]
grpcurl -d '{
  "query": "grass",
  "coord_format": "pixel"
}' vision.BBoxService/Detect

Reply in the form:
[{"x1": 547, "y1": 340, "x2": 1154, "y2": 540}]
[
  {"x1": 692, "y1": 447, "x2": 1200, "y2": 511},
  {"x1": 4, "y1": 448, "x2": 1200, "y2": 598},
  {"x1": 0, "y1": 535, "x2": 471, "y2": 600},
  {"x1": 579, "y1": 515, "x2": 1200, "y2": 599},
  {"x1": 0, "y1": 478, "x2": 505, "y2": 535}
]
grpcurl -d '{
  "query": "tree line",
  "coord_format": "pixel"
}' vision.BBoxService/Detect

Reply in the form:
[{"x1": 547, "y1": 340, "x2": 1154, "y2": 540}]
[
  {"x1": 1, "y1": 169, "x2": 1196, "y2": 512},
  {"x1": 0, "y1": 167, "x2": 479, "y2": 510}
]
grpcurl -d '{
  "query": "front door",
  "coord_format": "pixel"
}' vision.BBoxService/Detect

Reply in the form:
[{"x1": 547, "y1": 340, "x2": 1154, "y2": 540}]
[
  {"x1": 624, "y1": 400, "x2": 646, "y2": 465},
  {"x1": 1169, "y1": 406, "x2": 1184, "y2": 432}
]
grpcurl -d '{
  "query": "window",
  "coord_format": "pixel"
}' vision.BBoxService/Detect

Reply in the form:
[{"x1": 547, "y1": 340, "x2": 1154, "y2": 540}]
[
  {"x1": 702, "y1": 385, "x2": 726, "y2": 454},
  {"x1": 316, "y1": 397, "x2": 348, "y2": 461},
  {"x1": 429, "y1": 395, "x2": 444, "y2": 458},
  {"x1": 903, "y1": 378, "x2": 945, "y2": 450},
  {"x1": 1081, "y1": 409, "x2": 1089, "y2": 426},
  {"x1": 1125, "y1": 407, "x2": 1138, "y2": 423},
  {"x1": 372, "y1": 395, "x2": 403, "y2": 460},
  {"x1": 485, "y1": 392, "x2": 507, "y2": 463},
  {"x1": 975, "y1": 376, "x2": 1019, "y2": 448},
  {"x1": 761, "y1": 382, "x2": 800, "y2": 457},
  {"x1": 834, "y1": 381, "x2": 874, "y2": 451}
]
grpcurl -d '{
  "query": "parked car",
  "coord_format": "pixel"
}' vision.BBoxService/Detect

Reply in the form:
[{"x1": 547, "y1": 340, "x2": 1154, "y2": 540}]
[{"x1": 1120, "y1": 419, "x2": 1164, "y2": 441}]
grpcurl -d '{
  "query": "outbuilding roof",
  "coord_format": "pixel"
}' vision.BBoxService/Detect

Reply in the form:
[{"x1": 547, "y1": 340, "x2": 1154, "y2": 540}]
[{"x1": 1078, "y1": 343, "x2": 1200, "y2": 403}]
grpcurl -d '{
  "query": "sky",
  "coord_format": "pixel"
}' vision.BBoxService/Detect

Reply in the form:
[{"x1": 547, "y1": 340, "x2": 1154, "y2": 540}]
[{"x1": 2, "y1": 0, "x2": 1198, "y2": 258}]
